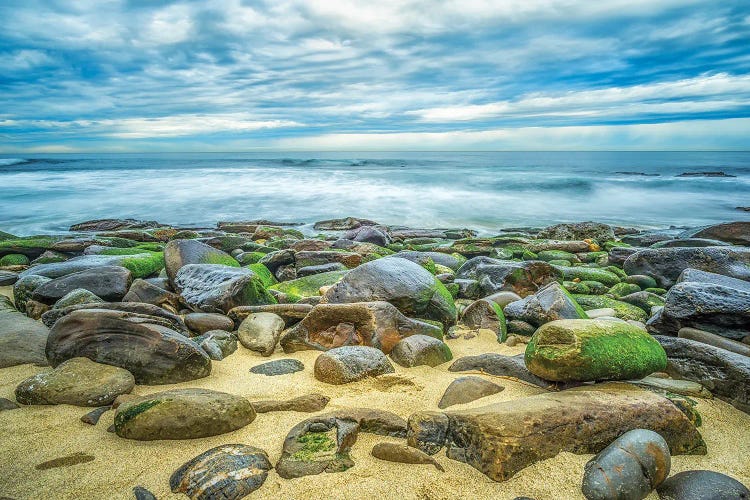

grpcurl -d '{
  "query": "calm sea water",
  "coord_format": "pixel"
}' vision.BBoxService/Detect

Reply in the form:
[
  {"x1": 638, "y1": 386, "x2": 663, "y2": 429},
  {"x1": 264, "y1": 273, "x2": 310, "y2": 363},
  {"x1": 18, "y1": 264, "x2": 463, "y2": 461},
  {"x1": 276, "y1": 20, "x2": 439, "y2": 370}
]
[{"x1": 1, "y1": 151, "x2": 749, "y2": 236}]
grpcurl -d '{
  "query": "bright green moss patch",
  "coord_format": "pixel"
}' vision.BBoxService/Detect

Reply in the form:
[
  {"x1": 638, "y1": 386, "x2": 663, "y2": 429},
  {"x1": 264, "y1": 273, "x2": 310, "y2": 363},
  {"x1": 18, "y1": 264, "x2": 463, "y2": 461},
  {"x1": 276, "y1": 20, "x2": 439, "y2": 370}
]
[
  {"x1": 553, "y1": 265, "x2": 621, "y2": 286},
  {"x1": 0, "y1": 230, "x2": 17, "y2": 241},
  {"x1": 0, "y1": 236, "x2": 61, "y2": 252},
  {"x1": 572, "y1": 294, "x2": 648, "y2": 322},
  {"x1": 247, "y1": 263, "x2": 277, "y2": 287},
  {"x1": 292, "y1": 432, "x2": 336, "y2": 461},
  {"x1": 203, "y1": 252, "x2": 241, "y2": 268},
  {"x1": 269, "y1": 270, "x2": 349, "y2": 302},
  {"x1": 119, "y1": 252, "x2": 165, "y2": 278},
  {"x1": 0, "y1": 253, "x2": 30, "y2": 266},
  {"x1": 608, "y1": 282, "x2": 641, "y2": 297}
]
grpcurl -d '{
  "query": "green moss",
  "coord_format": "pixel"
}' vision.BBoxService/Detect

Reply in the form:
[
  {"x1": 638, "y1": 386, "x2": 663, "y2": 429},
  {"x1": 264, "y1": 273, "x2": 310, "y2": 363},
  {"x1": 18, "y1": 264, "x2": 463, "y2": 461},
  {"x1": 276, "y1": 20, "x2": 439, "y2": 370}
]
[
  {"x1": 236, "y1": 251, "x2": 266, "y2": 265},
  {"x1": 0, "y1": 236, "x2": 60, "y2": 252},
  {"x1": 94, "y1": 237, "x2": 140, "y2": 248},
  {"x1": 605, "y1": 265, "x2": 628, "y2": 279},
  {"x1": 445, "y1": 282, "x2": 459, "y2": 298},
  {"x1": 291, "y1": 431, "x2": 337, "y2": 461},
  {"x1": 0, "y1": 253, "x2": 29, "y2": 266},
  {"x1": 521, "y1": 250, "x2": 539, "y2": 260},
  {"x1": 537, "y1": 250, "x2": 577, "y2": 262},
  {"x1": 547, "y1": 259, "x2": 572, "y2": 266},
  {"x1": 578, "y1": 251, "x2": 609, "y2": 264},
  {"x1": 247, "y1": 263, "x2": 277, "y2": 287},
  {"x1": 603, "y1": 240, "x2": 632, "y2": 251},
  {"x1": 572, "y1": 294, "x2": 648, "y2": 322},
  {"x1": 625, "y1": 275, "x2": 658, "y2": 289},
  {"x1": 0, "y1": 230, "x2": 18, "y2": 241},
  {"x1": 203, "y1": 252, "x2": 241, "y2": 268},
  {"x1": 553, "y1": 265, "x2": 621, "y2": 286},
  {"x1": 119, "y1": 252, "x2": 165, "y2": 278},
  {"x1": 490, "y1": 248, "x2": 514, "y2": 260},
  {"x1": 608, "y1": 282, "x2": 641, "y2": 297},
  {"x1": 96, "y1": 247, "x2": 160, "y2": 256},
  {"x1": 563, "y1": 280, "x2": 590, "y2": 294},
  {"x1": 114, "y1": 399, "x2": 162, "y2": 430},
  {"x1": 431, "y1": 277, "x2": 458, "y2": 326},
  {"x1": 645, "y1": 287, "x2": 667, "y2": 295},
  {"x1": 581, "y1": 280, "x2": 609, "y2": 295},
  {"x1": 269, "y1": 270, "x2": 348, "y2": 302}
]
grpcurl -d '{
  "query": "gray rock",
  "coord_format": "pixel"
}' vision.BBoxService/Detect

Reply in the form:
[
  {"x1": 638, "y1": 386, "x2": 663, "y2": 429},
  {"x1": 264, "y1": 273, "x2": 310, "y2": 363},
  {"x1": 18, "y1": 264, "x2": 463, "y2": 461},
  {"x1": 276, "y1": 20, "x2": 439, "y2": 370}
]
[
  {"x1": 184, "y1": 312, "x2": 234, "y2": 335},
  {"x1": 678, "y1": 221, "x2": 750, "y2": 245},
  {"x1": 448, "y1": 353, "x2": 552, "y2": 388},
  {"x1": 70, "y1": 218, "x2": 160, "y2": 232},
  {"x1": 42, "y1": 301, "x2": 189, "y2": 334},
  {"x1": 174, "y1": 264, "x2": 275, "y2": 314},
  {"x1": 656, "y1": 470, "x2": 749, "y2": 500},
  {"x1": 651, "y1": 238, "x2": 730, "y2": 248},
  {"x1": 314, "y1": 346, "x2": 395, "y2": 384},
  {"x1": 406, "y1": 411, "x2": 449, "y2": 455},
  {"x1": 31, "y1": 266, "x2": 132, "y2": 304},
  {"x1": 194, "y1": 330, "x2": 237, "y2": 361},
  {"x1": 678, "y1": 327, "x2": 750, "y2": 357},
  {"x1": 0, "y1": 270, "x2": 18, "y2": 286},
  {"x1": 390, "y1": 334, "x2": 453, "y2": 368},
  {"x1": 163, "y1": 238, "x2": 239, "y2": 286},
  {"x1": 393, "y1": 251, "x2": 464, "y2": 270},
  {"x1": 537, "y1": 221, "x2": 615, "y2": 243},
  {"x1": 484, "y1": 291, "x2": 523, "y2": 307},
  {"x1": 455, "y1": 257, "x2": 561, "y2": 298},
  {"x1": 0, "y1": 397, "x2": 20, "y2": 411},
  {"x1": 0, "y1": 295, "x2": 49, "y2": 368},
  {"x1": 132, "y1": 486, "x2": 157, "y2": 500},
  {"x1": 438, "y1": 376, "x2": 504, "y2": 409},
  {"x1": 460, "y1": 298, "x2": 507, "y2": 341},
  {"x1": 52, "y1": 289, "x2": 104, "y2": 309},
  {"x1": 250, "y1": 358, "x2": 305, "y2": 376},
  {"x1": 296, "y1": 262, "x2": 348, "y2": 277},
  {"x1": 677, "y1": 267, "x2": 750, "y2": 291},
  {"x1": 81, "y1": 406, "x2": 111, "y2": 425},
  {"x1": 343, "y1": 226, "x2": 391, "y2": 246},
  {"x1": 238, "y1": 312, "x2": 285, "y2": 356},
  {"x1": 122, "y1": 278, "x2": 180, "y2": 309},
  {"x1": 503, "y1": 282, "x2": 587, "y2": 327},
  {"x1": 13, "y1": 274, "x2": 51, "y2": 313}
]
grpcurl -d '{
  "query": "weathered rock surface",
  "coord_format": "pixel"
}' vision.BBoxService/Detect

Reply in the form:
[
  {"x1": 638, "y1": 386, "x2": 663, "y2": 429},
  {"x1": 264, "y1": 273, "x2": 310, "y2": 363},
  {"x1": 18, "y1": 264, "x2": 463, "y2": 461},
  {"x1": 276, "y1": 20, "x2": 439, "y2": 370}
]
[
  {"x1": 314, "y1": 346, "x2": 395, "y2": 384},
  {"x1": 371, "y1": 443, "x2": 444, "y2": 471},
  {"x1": 503, "y1": 282, "x2": 587, "y2": 328},
  {"x1": 679, "y1": 221, "x2": 750, "y2": 245},
  {"x1": 114, "y1": 388, "x2": 255, "y2": 440},
  {"x1": 460, "y1": 298, "x2": 507, "y2": 341},
  {"x1": 42, "y1": 301, "x2": 188, "y2": 333},
  {"x1": 0, "y1": 295, "x2": 49, "y2": 368},
  {"x1": 228, "y1": 303, "x2": 313, "y2": 325},
  {"x1": 678, "y1": 327, "x2": 750, "y2": 357},
  {"x1": 275, "y1": 415, "x2": 357, "y2": 478},
  {"x1": 390, "y1": 334, "x2": 453, "y2": 368},
  {"x1": 175, "y1": 264, "x2": 275, "y2": 313},
  {"x1": 70, "y1": 218, "x2": 160, "y2": 232},
  {"x1": 238, "y1": 312, "x2": 285, "y2": 356},
  {"x1": 438, "y1": 376, "x2": 504, "y2": 409},
  {"x1": 455, "y1": 257, "x2": 561, "y2": 298},
  {"x1": 170, "y1": 444, "x2": 272, "y2": 500},
  {"x1": 537, "y1": 221, "x2": 615, "y2": 243},
  {"x1": 31, "y1": 266, "x2": 132, "y2": 304},
  {"x1": 280, "y1": 301, "x2": 442, "y2": 354},
  {"x1": 656, "y1": 470, "x2": 749, "y2": 500},
  {"x1": 184, "y1": 312, "x2": 234, "y2": 335},
  {"x1": 164, "y1": 239, "x2": 239, "y2": 286},
  {"x1": 46, "y1": 309, "x2": 211, "y2": 384},
  {"x1": 15, "y1": 357, "x2": 134, "y2": 407},
  {"x1": 252, "y1": 393, "x2": 329, "y2": 413},
  {"x1": 122, "y1": 278, "x2": 180, "y2": 309},
  {"x1": 19, "y1": 253, "x2": 163, "y2": 280},
  {"x1": 249, "y1": 358, "x2": 305, "y2": 376},
  {"x1": 194, "y1": 330, "x2": 237, "y2": 361},
  {"x1": 449, "y1": 353, "x2": 552, "y2": 388}
]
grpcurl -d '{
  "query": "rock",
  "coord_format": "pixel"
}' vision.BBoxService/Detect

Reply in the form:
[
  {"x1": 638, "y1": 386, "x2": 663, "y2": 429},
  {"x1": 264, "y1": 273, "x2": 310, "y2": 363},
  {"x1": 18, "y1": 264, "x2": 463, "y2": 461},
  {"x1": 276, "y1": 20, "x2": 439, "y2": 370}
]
[
  {"x1": 19, "y1": 253, "x2": 164, "y2": 280},
  {"x1": 35, "y1": 452, "x2": 96, "y2": 470},
  {"x1": 460, "y1": 298, "x2": 507, "y2": 341},
  {"x1": 586, "y1": 307, "x2": 617, "y2": 318},
  {"x1": 314, "y1": 346, "x2": 395, "y2": 384},
  {"x1": 503, "y1": 282, "x2": 588, "y2": 328},
  {"x1": 314, "y1": 217, "x2": 378, "y2": 230},
  {"x1": 15, "y1": 357, "x2": 134, "y2": 407},
  {"x1": 0, "y1": 295, "x2": 49, "y2": 368},
  {"x1": 228, "y1": 303, "x2": 313, "y2": 325},
  {"x1": 194, "y1": 330, "x2": 237, "y2": 361},
  {"x1": 164, "y1": 239, "x2": 239, "y2": 286},
  {"x1": 618, "y1": 291, "x2": 665, "y2": 313},
  {"x1": 654, "y1": 335, "x2": 750, "y2": 413},
  {"x1": 114, "y1": 388, "x2": 255, "y2": 440},
  {"x1": 258, "y1": 249, "x2": 295, "y2": 273},
  {"x1": 0, "y1": 253, "x2": 30, "y2": 266},
  {"x1": 31, "y1": 266, "x2": 132, "y2": 304},
  {"x1": 122, "y1": 278, "x2": 180, "y2": 309},
  {"x1": 484, "y1": 291, "x2": 522, "y2": 307},
  {"x1": 170, "y1": 444, "x2": 272, "y2": 500},
  {"x1": 295, "y1": 250, "x2": 361, "y2": 270},
  {"x1": 524, "y1": 239, "x2": 591, "y2": 253},
  {"x1": 275, "y1": 415, "x2": 357, "y2": 478},
  {"x1": 440, "y1": 383, "x2": 705, "y2": 482},
  {"x1": 438, "y1": 376, "x2": 504, "y2": 409},
  {"x1": 623, "y1": 247, "x2": 750, "y2": 288},
  {"x1": 52, "y1": 289, "x2": 104, "y2": 309},
  {"x1": 13, "y1": 274, "x2": 51, "y2": 313},
  {"x1": 323, "y1": 258, "x2": 457, "y2": 327},
  {"x1": 390, "y1": 335, "x2": 453, "y2": 368},
  {"x1": 70, "y1": 218, "x2": 160, "y2": 232},
  {"x1": 678, "y1": 327, "x2": 750, "y2": 357},
  {"x1": 651, "y1": 238, "x2": 730, "y2": 248},
  {"x1": 319, "y1": 408, "x2": 407, "y2": 437},
  {"x1": 679, "y1": 221, "x2": 750, "y2": 245},
  {"x1": 449, "y1": 353, "x2": 552, "y2": 388},
  {"x1": 42, "y1": 301, "x2": 189, "y2": 333},
  {"x1": 393, "y1": 251, "x2": 464, "y2": 271},
  {"x1": 0, "y1": 397, "x2": 20, "y2": 411},
  {"x1": 553, "y1": 265, "x2": 621, "y2": 287},
  {"x1": 406, "y1": 411, "x2": 449, "y2": 455},
  {"x1": 252, "y1": 394, "x2": 329, "y2": 413},
  {"x1": 174, "y1": 264, "x2": 275, "y2": 313},
  {"x1": 133, "y1": 486, "x2": 157, "y2": 500},
  {"x1": 656, "y1": 470, "x2": 749, "y2": 500},
  {"x1": 238, "y1": 312, "x2": 285, "y2": 356},
  {"x1": 269, "y1": 270, "x2": 349, "y2": 303},
  {"x1": 677, "y1": 267, "x2": 750, "y2": 291},
  {"x1": 573, "y1": 294, "x2": 649, "y2": 322},
  {"x1": 343, "y1": 226, "x2": 391, "y2": 246},
  {"x1": 525, "y1": 319, "x2": 667, "y2": 382},
  {"x1": 371, "y1": 443, "x2": 444, "y2": 471},
  {"x1": 250, "y1": 358, "x2": 305, "y2": 376},
  {"x1": 46, "y1": 309, "x2": 211, "y2": 384},
  {"x1": 631, "y1": 375, "x2": 713, "y2": 399},
  {"x1": 0, "y1": 236, "x2": 61, "y2": 259},
  {"x1": 184, "y1": 312, "x2": 234, "y2": 335},
  {"x1": 297, "y1": 262, "x2": 348, "y2": 277},
  {"x1": 280, "y1": 301, "x2": 442, "y2": 354},
  {"x1": 537, "y1": 222, "x2": 615, "y2": 243},
  {"x1": 0, "y1": 270, "x2": 18, "y2": 285},
  {"x1": 25, "y1": 299, "x2": 50, "y2": 319},
  {"x1": 455, "y1": 257, "x2": 562, "y2": 298},
  {"x1": 582, "y1": 429, "x2": 670, "y2": 500},
  {"x1": 81, "y1": 406, "x2": 111, "y2": 425}
]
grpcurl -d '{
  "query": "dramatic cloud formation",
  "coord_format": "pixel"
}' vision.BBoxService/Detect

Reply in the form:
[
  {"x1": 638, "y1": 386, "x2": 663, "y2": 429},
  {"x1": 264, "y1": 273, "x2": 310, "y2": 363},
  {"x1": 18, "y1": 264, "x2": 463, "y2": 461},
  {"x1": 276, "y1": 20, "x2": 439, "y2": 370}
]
[{"x1": 1, "y1": 0, "x2": 748, "y2": 151}]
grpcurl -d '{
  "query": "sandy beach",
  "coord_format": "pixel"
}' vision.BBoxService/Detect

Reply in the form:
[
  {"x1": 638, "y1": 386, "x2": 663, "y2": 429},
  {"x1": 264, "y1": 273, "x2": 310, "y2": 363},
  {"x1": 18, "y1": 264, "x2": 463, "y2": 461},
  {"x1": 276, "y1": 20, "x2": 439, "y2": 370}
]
[{"x1": 1, "y1": 283, "x2": 748, "y2": 500}]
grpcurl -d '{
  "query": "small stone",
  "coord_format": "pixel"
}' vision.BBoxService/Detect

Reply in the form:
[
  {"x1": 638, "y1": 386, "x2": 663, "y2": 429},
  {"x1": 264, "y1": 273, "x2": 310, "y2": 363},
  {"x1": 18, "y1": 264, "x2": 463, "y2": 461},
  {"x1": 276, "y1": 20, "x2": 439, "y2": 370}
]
[
  {"x1": 0, "y1": 397, "x2": 20, "y2": 411},
  {"x1": 250, "y1": 359, "x2": 305, "y2": 376},
  {"x1": 184, "y1": 312, "x2": 234, "y2": 335},
  {"x1": 80, "y1": 406, "x2": 111, "y2": 425},
  {"x1": 132, "y1": 486, "x2": 157, "y2": 500}
]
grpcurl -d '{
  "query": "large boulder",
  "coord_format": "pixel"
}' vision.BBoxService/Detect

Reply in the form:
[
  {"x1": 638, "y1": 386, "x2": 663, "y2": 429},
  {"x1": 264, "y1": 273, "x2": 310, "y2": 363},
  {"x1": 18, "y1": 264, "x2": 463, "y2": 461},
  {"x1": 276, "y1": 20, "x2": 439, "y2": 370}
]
[
  {"x1": 455, "y1": 257, "x2": 561, "y2": 298},
  {"x1": 313, "y1": 346, "x2": 395, "y2": 384},
  {"x1": 322, "y1": 258, "x2": 457, "y2": 328},
  {"x1": 389, "y1": 334, "x2": 453, "y2": 368},
  {"x1": 15, "y1": 357, "x2": 134, "y2": 406},
  {"x1": 174, "y1": 264, "x2": 275, "y2": 314},
  {"x1": 503, "y1": 282, "x2": 587, "y2": 328},
  {"x1": 41, "y1": 301, "x2": 189, "y2": 334},
  {"x1": 410, "y1": 383, "x2": 705, "y2": 482},
  {"x1": 537, "y1": 221, "x2": 615, "y2": 243},
  {"x1": 280, "y1": 301, "x2": 442, "y2": 353},
  {"x1": 114, "y1": 388, "x2": 255, "y2": 440},
  {"x1": 46, "y1": 309, "x2": 211, "y2": 384},
  {"x1": 164, "y1": 239, "x2": 239, "y2": 286},
  {"x1": 31, "y1": 265, "x2": 132, "y2": 304},
  {"x1": 623, "y1": 247, "x2": 750, "y2": 288},
  {"x1": 654, "y1": 335, "x2": 750, "y2": 414},
  {"x1": 679, "y1": 221, "x2": 750, "y2": 245},
  {"x1": 0, "y1": 296, "x2": 49, "y2": 368},
  {"x1": 525, "y1": 319, "x2": 667, "y2": 382}
]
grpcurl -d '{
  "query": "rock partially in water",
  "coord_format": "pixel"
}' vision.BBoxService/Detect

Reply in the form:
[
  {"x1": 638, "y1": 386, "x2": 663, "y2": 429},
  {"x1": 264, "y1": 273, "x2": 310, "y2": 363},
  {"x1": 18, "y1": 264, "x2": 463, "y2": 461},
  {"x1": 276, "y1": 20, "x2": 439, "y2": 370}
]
[
  {"x1": 170, "y1": 444, "x2": 272, "y2": 500},
  {"x1": 679, "y1": 221, "x2": 750, "y2": 245}
]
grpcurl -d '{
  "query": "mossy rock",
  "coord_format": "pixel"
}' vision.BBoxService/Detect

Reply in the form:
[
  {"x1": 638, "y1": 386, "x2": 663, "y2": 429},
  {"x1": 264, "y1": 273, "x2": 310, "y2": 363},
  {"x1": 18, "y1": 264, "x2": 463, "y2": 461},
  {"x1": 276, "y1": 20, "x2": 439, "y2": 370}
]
[
  {"x1": 0, "y1": 230, "x2": 18, "y2": 241},
  {"x1": 247, "y1": 263, "x2": 277, "y2": 288},
  {"x1": 0, "y1": 254, "x2": 30, "y2": 266},
  {"x1": 119, "y1": 253, "x2": 165, "y2": 278},
  {"x1": 625, "y1": 275, "x2": 658, "y2": 289},
  {"x1": 572, "y1": 294, "x2": 649, "y2": 322},
  {"x1": 553, "y1": 265, "x2": 621, "y2": 287},
  {"x1": 525, "y1": 319, "x2": 667, "y2": 382},
  {"x1": 603, "y1": 240, "x2": 632, "y2": 251},
  {"x1": 31, "y1": 251, "x2": 68, "y2": 265},
  {"x1": 608, "y1": 282, "x2": 641, "y2": 297},
  {"x1": 645, "y1": 287, "x2": 667, "y2": 295},
  {"x1": 563, "y1": 281, "x2": 591, "y2": 294},
  {"x1": 578, "y1": 251, "x2": 609, "y2": 264},
  {"x1": 445, "y1": 282, "x2": 459, "y2": 298},
  {"x1": 0, "y1": 236, "x2": 62, "y2": 258},
  {"x1": 537, "y1": 250, "x2": 578, "y2": 263},
  {"x1": 581, "y1": 280, "x2": 609, "y2": 295},
  {"x1": 236, "y1": 251, "x2": 266, "y2": 265},
  {"x1": 605, "y1": 266, "x2": 628, "y2": 279},
  {"x1": 547, "y1": 259, "x2": 572, "y2": 267},
  {"x1": 269, "y1": 270, "x2": 349, "y2": 303},
  {"x1": 490, "y1": 248, "x2": 514, "y2": 260}
]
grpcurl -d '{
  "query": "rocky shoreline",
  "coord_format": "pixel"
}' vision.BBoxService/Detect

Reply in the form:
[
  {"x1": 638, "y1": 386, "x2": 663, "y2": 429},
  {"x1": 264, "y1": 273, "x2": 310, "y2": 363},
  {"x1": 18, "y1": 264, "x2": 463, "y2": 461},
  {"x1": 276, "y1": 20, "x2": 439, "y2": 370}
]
[{"x1": 0, "y1": 217, "x2": 749, "y2": 499}]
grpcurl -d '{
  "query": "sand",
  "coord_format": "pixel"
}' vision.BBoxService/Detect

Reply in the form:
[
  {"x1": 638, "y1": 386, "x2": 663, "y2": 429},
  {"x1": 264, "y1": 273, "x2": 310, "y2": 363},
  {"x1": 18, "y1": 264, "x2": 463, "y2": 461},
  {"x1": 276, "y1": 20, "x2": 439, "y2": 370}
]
[{"x1": 1, "y1": 295, "x2": 749, "y2": 499}]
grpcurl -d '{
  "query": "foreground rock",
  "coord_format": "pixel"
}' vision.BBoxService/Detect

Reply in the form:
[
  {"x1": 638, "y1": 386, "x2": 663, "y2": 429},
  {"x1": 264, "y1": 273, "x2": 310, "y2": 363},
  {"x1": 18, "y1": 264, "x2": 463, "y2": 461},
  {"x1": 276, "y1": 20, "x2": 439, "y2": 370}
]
[
  {"x1": 0, "y1": 296, "x2": 49, "y2": 368},
  {"x1": 654, "y1": 335, "x2": 750, "y2": 414},
  {"x1": 438, "y1": 376, "x2": 504, "y2": 409},
  {"x1": 371, "y1": 443, "x2": 444, "y2": 471},
  {"x1": 407, "y1": 383, "x2": 705, "y2": 482},
  {"x1": 455, "y1": 257, "x2": 561, "y2": 298},
  {"x1": 448, "y1": 353, "x2": 552, "y2": 388},
  {"x1": 582, "y1": 429, "x2": 671, "y2": 500},
  {"x1": 525, "y1": 319, "x2": 666, "y2": 382},
  {"x1": 15, "y1": 357, "x2": 134, "y2": 406},
  {"x1": 238, "y1": 312, "x2": 285, "y2": 356},
  {"x1": 503, "y1": 282, "x2": 587, "y2": 328},
  {"x1": 275, "y1": 415, "x2": 357, "y2": 478},
  {"x1": 114, "y1": 389, "x2": 255, "y2": 440},
  {"x1": 31, "y1": 266, "x2": 132, "y2": 305},
  {"x1": 46, "y1": 309, "x2": 211, "y2": 384},
  {"x1": 252, "y1": 394, "x2": 329, "y2": 413},
  {"x1": 170, "y1": 444, "x2": 272, "y2": 500},
  {"x1": 314, "y1": 346, "x2": 395, "y2": 384},
  {"x1": 280, "y1": 302, "x2": 442, "y2": 353},
  {"x1": 322, "y1": 258, "x2": 457, "y2": 328},
  {"x1": 249, "y1": 358, "x2": 304, "y2": 376},
  {"x1": 656, "y1": 470, "x2": 749, "y2": 499},
  {"x1": 174, "y1": 264, "x2": 275, "y2": 313},
  {"x1": 389, "y1": 334, "x2": 453, "y2": 367}
]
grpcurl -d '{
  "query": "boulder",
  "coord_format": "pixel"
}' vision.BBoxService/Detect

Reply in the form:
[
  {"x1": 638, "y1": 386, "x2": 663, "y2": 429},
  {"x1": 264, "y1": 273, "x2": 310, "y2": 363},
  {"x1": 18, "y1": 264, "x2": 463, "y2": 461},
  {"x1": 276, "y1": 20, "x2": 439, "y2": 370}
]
[
  {"x1": 275, "y1": 415, "x2": 357, "y2": 478},
  {"x1": 15, "y1": 357, "x2": 134, "y2": 407},
  {"x1": 406, "y1": 411, "x2": 450, "y2": 455},
  {"x1": 238, "y1": 312, "x2": 285, "y2": 356},
  {"x1": 70, "y1": 218, "x2": 160, "y2": 232},
  {"x1": 503, "y1": 282, "x2": 587, "y2": 328},
  {"x1": 42, "y1": 301, "x2": 189, "y2": 334},
  {"x1": 455, "y1": 257, "x2": 561, "y2": 298},
  {"x1": 623, "y1": 247, "x2": 750, "y2": 288},
  {"x1": 19, "y1": 253, "x2": 163, "y2": 280},
  {"x1": 114, "y1": 388, "x2": 255, "y2": 440},
  {"x1": 537, "y1": 222, "x2": 615, "y2": 243},
  {"x1": 12, "y1": 274, "x2": 51, "y2": 313},
  {"x1": 122, "y1": 278, "x2": 180, "y2": 309},
  {"x1": 280, "y1": 301, "x2": 442, "y2": 353},
  {"x1": 269, "y1": 270, "x2": 348, "y2": 303},
  {"x1": 193, "y1": 330, "x2": 237, "y2": 361},
  {"x1": 438, "y1": 376, "x2": 504, "y2": 409},
  {"x1": 393, "y1": 251, "x2": 464, "y2": 271},
  {"x1": 174, "y1": 264, "x2": 275, "y2": 313},
  {"x1": 679, "y1": 221, "x2": 750, "y2": 245},
  {"x1": 433, "y1": 383, "x2": 705, "y2": 481},
  {"x1": 0, "y1": 295, "x2": 49, "y2": 368},
  {"x1": 525, "y1": 319, "x2": 667, "y2": 382},
  {"x1": 313, "y1": 217, "x2": 378, "y2": 230},
  {"x1": 314, "y1": 346, "x2": 395, "y2": 384},
  {"x1": 390, "y1": 335, "x2": 453, "y2": 368},
  {"x1": 656, "y1": 470, "x2": 749, "y2": 500},
  {"x1": 170, "y1": 444, "x2": 271, "y2": 500},
  {"x1": 448, "y1": 353, "x2": 552, "y2": 388},
  {"x1": 552, "y1": 265, "x2": 621, "y2": 287},
  {"x1": 164, "y1": 239, "x2": 239, "y2": 286},
  {"x1": 460, "y1": 299, "x2": 507, "y2": 341},
  {"x1": 46, "y1": 309, "x2": 211, "y2": 384},
  {"x1": 322, "y1": 258, "x2": 457, "y2": 328},
  {"x1": 53, "y1": 289, "x2": 104, "y2": 309},
  {"x1": 582, "y1": 429, "x2": 671, "y2": 500},
  {"x1": 31, "y1": 266, "x2": 132, "y2": 304},
  {"x1": 343, "y1": 226, "x2": 391, "y2": 246},
  {"x1": 654, "y1": 335, "x2": 750, "y2": 414},
  {"x1": 295, "y1": 250, "x2": 361, "y2": 270},
  {"x1": 228, "y1": 303, "x2": 313, "y2": 325}
]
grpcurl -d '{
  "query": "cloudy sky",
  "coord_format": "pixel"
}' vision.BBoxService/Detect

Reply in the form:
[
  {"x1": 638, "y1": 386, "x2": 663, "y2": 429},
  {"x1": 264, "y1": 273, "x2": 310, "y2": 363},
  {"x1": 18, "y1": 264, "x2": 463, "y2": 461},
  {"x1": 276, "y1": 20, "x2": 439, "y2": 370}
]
[{"x1": 1, "y1": 0, "x2": 749, "y2": 152}]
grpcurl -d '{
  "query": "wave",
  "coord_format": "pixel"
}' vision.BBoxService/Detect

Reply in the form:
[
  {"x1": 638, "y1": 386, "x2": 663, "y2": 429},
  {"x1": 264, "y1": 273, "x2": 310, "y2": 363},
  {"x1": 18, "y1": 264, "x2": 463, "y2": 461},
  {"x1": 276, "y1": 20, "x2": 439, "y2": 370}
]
[{"x1": 0, "y1": 158, "x2": 28, "y2": 166}]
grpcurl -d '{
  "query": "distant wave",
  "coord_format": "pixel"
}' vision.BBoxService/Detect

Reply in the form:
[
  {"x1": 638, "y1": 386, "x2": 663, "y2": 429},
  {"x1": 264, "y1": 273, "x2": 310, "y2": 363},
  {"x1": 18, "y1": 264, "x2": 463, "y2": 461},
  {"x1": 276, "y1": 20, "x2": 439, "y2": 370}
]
[{"x1": 0, "y1": 158, "x2": 28, "y2": 166}]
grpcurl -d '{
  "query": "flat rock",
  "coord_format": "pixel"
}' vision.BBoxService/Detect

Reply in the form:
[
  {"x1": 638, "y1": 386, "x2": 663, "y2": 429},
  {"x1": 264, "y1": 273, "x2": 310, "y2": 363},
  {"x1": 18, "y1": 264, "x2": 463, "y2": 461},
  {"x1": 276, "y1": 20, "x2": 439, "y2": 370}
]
[
  {"x1": 70, "y1": 218, "x2": 160, "y2": 232},
  {"x1": 250, "y1": 358, "x2": 305, "y2": 376},
  {"x1": 31, "y1": 266, "x2": 132, "y2": 304},
  {"x1": 314, "y1": 346, "x2": 395, "y2": 384},
  {"x1": 184, "y1": 312, "x2": 234, "y2": 335},
  {"x1": 679, "y1": 221, "x2": 750, "y2": 245},
  {"x1": 656, "y1": 470, "x2": 749, "y2": 500},
  {"x1": 114, "y1": 388, "x2": 255, "y2": 440},
  {"x1": 448, "y1": 353, "x2": 552, "y2": 388},
  {"x1": 390, "y1": 334, "x2": 453, "y2": 368},
  {"x1": 42, "y1": 301, "x2": 188, "y2": 334},
  {"x1": 371, "y1": 443, "x2": 444, "y2": 471},
  {"x1": 252, "y1": 394, "x2": 329, "y2": 413},
  {"x1": 438, "y1": 376, "x2": 504, "y2": 409},
  {"x1": 19, "y1": 253, "x2": 163, "y2": 280},
  {"x1": 678, "y1": 327, "x2": 750, "y2": 357}
]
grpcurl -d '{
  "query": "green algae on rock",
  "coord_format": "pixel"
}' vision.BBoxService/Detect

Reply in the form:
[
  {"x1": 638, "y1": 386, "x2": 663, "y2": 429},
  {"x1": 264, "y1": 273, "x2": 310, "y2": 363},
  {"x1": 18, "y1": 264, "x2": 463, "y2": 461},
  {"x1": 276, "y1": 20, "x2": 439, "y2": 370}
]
[
  {"x1": 269, "y1": 269, "x2": 349, "y2": 302},
  {"x1": 572, "y1": 294, "x2": 649, "y2": 322},
  {"x1": 524, "y1": 319, "x2": 667, "y2": 382},
  {"x1": 552, "y1": 265, "x2": 622, "y2": 287}
]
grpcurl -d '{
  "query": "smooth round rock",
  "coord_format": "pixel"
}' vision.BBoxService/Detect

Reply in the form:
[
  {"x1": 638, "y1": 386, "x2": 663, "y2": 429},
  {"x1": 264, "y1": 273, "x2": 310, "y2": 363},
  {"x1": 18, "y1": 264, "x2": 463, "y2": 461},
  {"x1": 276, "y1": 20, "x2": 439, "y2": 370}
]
[
  {"x1": 390, "y1": 335, "x2": 453, "y2": 368},
  {"x1": 238, "y1": 312, "x2": 285, "y2": 356},
  {"x1": 314, "y1": 346, "x2": 395, "y2": 384},
  {"x1": 15, "y1": 357, "x2": 134, "y2": 407},
  {"x1": 656, "y1": 470, "x2": 749, "y2": 500}
]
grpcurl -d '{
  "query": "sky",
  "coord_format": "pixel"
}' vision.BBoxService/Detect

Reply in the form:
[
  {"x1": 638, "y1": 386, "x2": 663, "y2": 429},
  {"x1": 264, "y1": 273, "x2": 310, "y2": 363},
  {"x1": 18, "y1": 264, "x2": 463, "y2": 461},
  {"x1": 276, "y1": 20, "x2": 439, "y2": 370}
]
[{"x1": 1, "y1": 0, "x2": 749, "y2": 152}]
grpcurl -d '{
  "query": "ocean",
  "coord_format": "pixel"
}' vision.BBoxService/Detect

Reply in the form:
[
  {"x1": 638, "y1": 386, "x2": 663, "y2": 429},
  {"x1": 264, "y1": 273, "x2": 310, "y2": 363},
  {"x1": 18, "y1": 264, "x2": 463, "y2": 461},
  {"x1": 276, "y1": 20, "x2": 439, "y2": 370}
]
[{"x1": 1, "y1": 151, "x2": 748, "y2": 236}]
